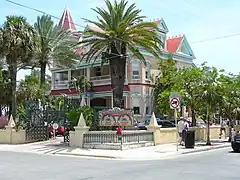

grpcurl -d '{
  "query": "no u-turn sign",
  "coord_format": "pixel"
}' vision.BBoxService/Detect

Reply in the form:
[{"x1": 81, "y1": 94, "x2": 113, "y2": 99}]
[
  {"x1": 170, "y1": 97, "x2": 180, "y2": 109},
  {"x1": 169, "y1": 92, "x2": 181, "y2": 109}
]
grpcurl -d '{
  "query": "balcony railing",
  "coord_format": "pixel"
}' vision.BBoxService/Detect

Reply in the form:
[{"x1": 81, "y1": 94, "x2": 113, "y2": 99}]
[
  {"x1": 54, "y1": 80, "x2": 68, "y2": 89},
  {"x1": 90, "y1": 75, "x2": 111, "y2": 86},
  {"x1": 52, "y1": 75, "x2": 129, "y2": 90}
]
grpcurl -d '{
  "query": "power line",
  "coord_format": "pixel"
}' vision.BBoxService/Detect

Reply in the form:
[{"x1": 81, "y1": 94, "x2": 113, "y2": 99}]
[
  {"x1": 5, "y1": 0, "x2": 240, "y2": 46},
  {"x1": 191, "y1": 33, "x2": 240, "y2": 44}
]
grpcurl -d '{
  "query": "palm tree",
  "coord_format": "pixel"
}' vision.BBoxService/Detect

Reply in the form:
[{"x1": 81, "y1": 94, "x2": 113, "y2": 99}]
[
  {"x1": 80, "y1": 0, "x2": 162, "y2": 107},
  {"x1": 201, "y1": 66, "x2": 221, "y2": 145},
  {"x1": 0, "y1": 16, "x2": 36, "y2": 119},
  {"x1": 34, "y1": 15, "x2": 79, "y2": 85}
]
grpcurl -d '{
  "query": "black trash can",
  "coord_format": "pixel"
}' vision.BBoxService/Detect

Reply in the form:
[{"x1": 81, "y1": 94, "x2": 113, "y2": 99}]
[{"x1": 185, "y1": 130, "x2": 195, "y2": 148}]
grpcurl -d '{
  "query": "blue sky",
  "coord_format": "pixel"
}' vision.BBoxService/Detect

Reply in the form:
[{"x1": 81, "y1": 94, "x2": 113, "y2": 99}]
[{"x1": 1, "y1": 0, "x2": 240, "y2": 80}]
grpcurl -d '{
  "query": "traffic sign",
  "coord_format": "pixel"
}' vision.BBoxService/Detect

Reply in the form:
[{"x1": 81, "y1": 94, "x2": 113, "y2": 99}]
[
  {"x1": 52, "y1": 123, "x2": 59, "y2": 130},
  {"x1": 170, "y1": 97, "x2": 180, "y2": 109}
]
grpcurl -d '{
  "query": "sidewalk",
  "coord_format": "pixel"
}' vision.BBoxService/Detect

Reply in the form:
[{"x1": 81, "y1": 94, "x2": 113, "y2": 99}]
[
  {"x1": 55, "y1": 139, "x2": 230, "y2": 160},
  {"x1": 0, "y1": 138, "x2": 230, "y2": 160}
]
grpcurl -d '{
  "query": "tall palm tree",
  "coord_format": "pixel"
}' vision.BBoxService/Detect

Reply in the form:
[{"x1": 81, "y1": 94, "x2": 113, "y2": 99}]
[
  {"x1": 0, "y1": 16, "x2": 36, "y2": 119},
  {"x1": 34, "y1": 15, "x2": 79, "y2": 85},
  {"x1": 201, "y1": 67, "x2": 221, "y2": 145},
  {"x1": 80, "y1": 0, "x2": 162, "y2": 107}
]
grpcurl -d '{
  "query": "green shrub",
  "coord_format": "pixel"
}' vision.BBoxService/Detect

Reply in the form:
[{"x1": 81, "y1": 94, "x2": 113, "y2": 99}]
[{"x1": 67, "y1": 106, "x2": 94, "y2": 130}]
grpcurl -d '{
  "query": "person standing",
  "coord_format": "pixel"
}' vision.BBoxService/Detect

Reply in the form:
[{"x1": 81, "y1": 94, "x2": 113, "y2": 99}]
[
  {"x1": 181, "y1": 119, "x2": 189, "y2": 146},
  {"x1": 178, "y1": 117, "x2": 184, "y2": 144},
  {"x1": 219, "y1": 119, "x2": 227, "y2": 139}
]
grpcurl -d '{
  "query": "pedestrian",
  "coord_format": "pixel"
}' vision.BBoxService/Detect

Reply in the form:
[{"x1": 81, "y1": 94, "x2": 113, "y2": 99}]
[
  {"x1": 116, "y1": 126, "x2": 123, "y2": 141},
  {"x1": 219, "y1": 119, "x2": 227, "y2": 139},
  {"x1": 178, "y1": 117, "x2": 184, "y2": 144},
  {"x1": 181, "y1": 118, "x2": 189, "y2": 146}
]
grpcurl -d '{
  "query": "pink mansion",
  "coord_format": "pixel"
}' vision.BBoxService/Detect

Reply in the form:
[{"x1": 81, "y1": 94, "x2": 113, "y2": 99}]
[{"x1": 50, "y1": 8, "x2": 196, "y2": 116}]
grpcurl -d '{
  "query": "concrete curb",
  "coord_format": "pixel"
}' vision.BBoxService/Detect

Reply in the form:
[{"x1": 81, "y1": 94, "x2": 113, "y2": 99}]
[
  {"x1": 181, "y1": 144, "x2": 230, "y2": 155},
  {"x1": 54, "y1": 152, "x2": 118, "y2": 159},
  {"x1": 53, "y1": 144, "x2": 230, "y2": 160}
]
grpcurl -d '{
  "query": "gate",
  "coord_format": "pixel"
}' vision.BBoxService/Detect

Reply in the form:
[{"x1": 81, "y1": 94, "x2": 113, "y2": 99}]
[
  {"x1": 24, "y1": 101, "x2": 49, "y2": 142},
  {"x1": 23, "y1": 97, "x2": 82, "y2": 143}
]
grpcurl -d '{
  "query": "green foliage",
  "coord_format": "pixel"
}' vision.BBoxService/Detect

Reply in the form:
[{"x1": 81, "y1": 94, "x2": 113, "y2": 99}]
[
  {"x1": 17, "y1": 70, "x2": 48, "y2": 103},
  {"x1": 154, "y1": 60, "x2": 240, "y2": 126},
  {"x1": 69, "y1": 75, "x2": 92, "y2": 94},
  {"x1": 154, "y1": 58, "x2": 179, "y2": 116},
  {"x1": 34, "y1": 14, "x2": 80, "y2": 84},
  {"x1": 80, "y1": 0, "x2": 162, "y2": 107},
  {"x1": 67, "y1": 106, "x2": 94, "y2": 130},
  {"x1": 0, "y1": 16, "x2": 36, "y2": 118}
]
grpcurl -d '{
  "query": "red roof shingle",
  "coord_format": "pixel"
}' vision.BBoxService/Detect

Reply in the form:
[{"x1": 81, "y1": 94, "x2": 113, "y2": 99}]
[
  {"x1": 166, "y1": 36, "x2": 184, "y2": 53},
  {"x1": 59, "y1": 8, "x2": 77, "y2": 32}
]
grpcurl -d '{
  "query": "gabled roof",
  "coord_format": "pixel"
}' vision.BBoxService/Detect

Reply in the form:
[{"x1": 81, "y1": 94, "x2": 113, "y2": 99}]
[
  {"x1": 59, "y1": 8, "x2": 77, "y2": 32},
  {"x1": 166, "y1": 35, "x2": 195, "y2": 58},
  {"x1": 167, "y1": 36, "x2": 184, "y2": 52},
  {"x1": 146, "y1": 18, "x2": 169, "y2": 33}
]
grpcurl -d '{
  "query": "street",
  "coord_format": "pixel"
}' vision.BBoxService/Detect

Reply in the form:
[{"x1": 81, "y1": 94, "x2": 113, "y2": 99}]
[{"x1": 0, "y1": 147, "x2": 239, "y2": 180}]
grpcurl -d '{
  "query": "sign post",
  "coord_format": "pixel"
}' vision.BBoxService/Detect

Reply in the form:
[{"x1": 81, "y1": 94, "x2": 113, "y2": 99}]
[
  {"x1": 169, "y1": 92, "x2": 181, "y2": 152},
  {"x1": 52, "y1": 123, "x2": 59, "y2": 140}
]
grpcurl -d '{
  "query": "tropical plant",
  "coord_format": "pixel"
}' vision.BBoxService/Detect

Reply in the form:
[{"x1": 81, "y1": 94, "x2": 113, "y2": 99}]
[
  {"x1": 174, "y1": 65, "x2": 204, "y2": 126},
  {"x1": 17, "y1": 70, "x2": 48, "y2": 104},
  {"x1": 68, "y1": 75, "x2": 92, "y2": 94},
  {"x1": 154, "y1": 58, "x2": 179, "y2": 117},
  {"x1": 0, "y1": 67, "x2": 11, "y2": 116},
  {"x1": 67, "y1": 106, "x2": 94, "y2": 130},
  {"x1": 80, "y1": 0, "x2": 162, "y2": 107},
  {"x1": 34, "y1": 15, "x2": 79, "y2": 85},
  {"x1": 199, "y1": 66, "x2": 222, "y2": 145},
  {"x1": 0, "y1": 16, "x2": 36, "y2": 118}
]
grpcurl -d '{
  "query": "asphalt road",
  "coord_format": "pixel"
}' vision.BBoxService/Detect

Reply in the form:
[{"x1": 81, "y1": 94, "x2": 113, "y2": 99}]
[{"x1": 0, "y1": 147, "x2": 239, "y2": 180}]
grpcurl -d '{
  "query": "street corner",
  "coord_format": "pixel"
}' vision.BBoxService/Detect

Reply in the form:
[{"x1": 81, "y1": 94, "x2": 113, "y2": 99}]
[{"x1": 180, "y1": 143, "x2": 230, "y2": 155}]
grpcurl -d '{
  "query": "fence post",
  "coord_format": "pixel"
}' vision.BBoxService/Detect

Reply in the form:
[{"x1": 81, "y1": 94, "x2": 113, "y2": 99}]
[{"x1": 120, "y1": 134, "x2": 123, "y2": 151}]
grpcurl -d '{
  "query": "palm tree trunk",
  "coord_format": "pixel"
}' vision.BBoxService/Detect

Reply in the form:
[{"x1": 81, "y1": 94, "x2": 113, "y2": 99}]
[
  {"x1": 40, "y1": 61, "x2": 47, "y2": 86},
  {"x1": 206, "y1": 105, "x2": 211, "y2": 145},
  {"x1": 228, "y1": 118, "x2": 233, "y2": 142},
  {"x1": 0, "y1": 105, "x2": 2, "y2": 116},
  {"x1": 9, "y1": 64, "x2": 17, "y2": 119},
  {"x1": 109, "y1": 56, "x2": 126, "y2": 108}
]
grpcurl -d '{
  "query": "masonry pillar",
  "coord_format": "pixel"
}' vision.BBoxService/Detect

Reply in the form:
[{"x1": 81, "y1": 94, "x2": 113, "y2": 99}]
[
  {"x1": 69, "y1": 113, "x2": 90, "y2": 148},
  {"x1": 5, "y1": 115, "x2": 16, "y2": 144},
  {"x1": 147, "y1": 112, "x2": 161, "y2": 145}
]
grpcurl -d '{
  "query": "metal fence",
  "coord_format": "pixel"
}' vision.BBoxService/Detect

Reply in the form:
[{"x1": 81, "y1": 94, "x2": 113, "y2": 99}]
[{"x1": 83, "y1": 131, "x2": 154, "y2": 144}]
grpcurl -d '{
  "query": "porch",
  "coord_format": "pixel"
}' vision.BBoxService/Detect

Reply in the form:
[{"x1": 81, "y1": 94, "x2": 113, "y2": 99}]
[{"x1": 51, "y1": 64, "x2": 128, "y2": 90}]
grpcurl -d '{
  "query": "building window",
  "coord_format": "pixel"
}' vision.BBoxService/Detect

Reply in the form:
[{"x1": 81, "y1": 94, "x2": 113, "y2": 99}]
[
  {"x1": 71, "y1": 69, "x2": 84, "y2": 78},
  {"x1": 55, "y1": 71, "x2": 68, "y2": 82},
  {"x1": 145, "y1": 63, "x2": 150, "y2": 81},
  {"x1": 132, "y1": 97, "x2": 141, "y2": 114},
  {"x1": 133, "y1": 107, "x2": 140, "y2": 114},
  {"x1": 145, "y1": 106, "x2": 149, "y2": 115},
  {"x1": 95, "y1": 67, "x2": 101, "y2": 76},
  {"x1": 159, "y1": 33, "x2": 166, "y2": 49},
  {"x1": 132, "y1": 62, "x2": 140, "y2": 80}
]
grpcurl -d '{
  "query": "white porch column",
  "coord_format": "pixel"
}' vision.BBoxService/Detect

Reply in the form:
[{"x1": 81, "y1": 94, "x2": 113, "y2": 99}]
[
  {"x1": 51, "y1": 72, "x2": 55, "y2": 90},
  {"x1": 86, "y1": 67, "x2": 90, "y2": 80},
  {"x1": 68, "y1": 70, "x2": 71, "y2": 85},
  {"x1": 125, "y1": 96, "x2": 128, "y2": 109},
  {"x1": 86, "y1": 68, "x2": 91, "y2": 106},
  {"x1": 111, "y1": 95, "x2": 114, "y2": 108}
]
